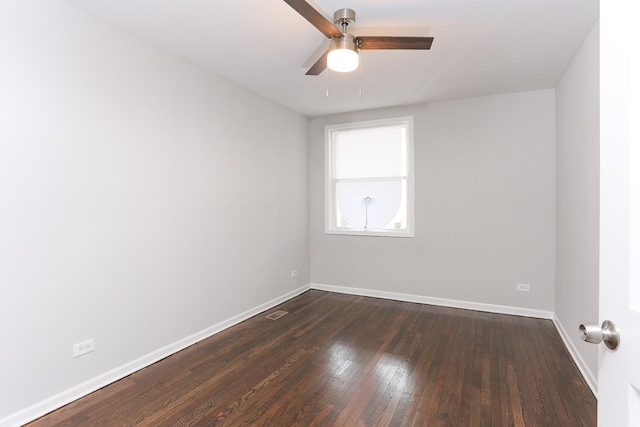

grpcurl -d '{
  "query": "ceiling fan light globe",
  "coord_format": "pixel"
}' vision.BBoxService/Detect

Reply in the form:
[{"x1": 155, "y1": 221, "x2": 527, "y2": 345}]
[{"x1": 327, "y1": 48, "x2": 359, "y2": 72}]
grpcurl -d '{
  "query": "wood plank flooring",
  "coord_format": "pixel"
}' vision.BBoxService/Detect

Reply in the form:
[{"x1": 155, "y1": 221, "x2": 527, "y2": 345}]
[{"x1": 27, "y1": 290, "x2": 596, "y2": 426}]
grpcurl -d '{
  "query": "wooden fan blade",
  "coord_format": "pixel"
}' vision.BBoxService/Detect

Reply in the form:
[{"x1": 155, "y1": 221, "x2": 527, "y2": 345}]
[
  {"x1": 306, "y1": 49, "x2": 330, "y2": 75},
  {"x1": 283, "y1": 0, "x2": 343, "y2": 39},
  {"x1": 357, "y1": 36, "x2": 434, "y2": 50}
]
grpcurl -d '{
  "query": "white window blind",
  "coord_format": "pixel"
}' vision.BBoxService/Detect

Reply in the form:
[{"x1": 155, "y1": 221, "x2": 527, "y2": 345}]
[{"x1": 335, "y1": 125, "x2": 406, "y2": 179}]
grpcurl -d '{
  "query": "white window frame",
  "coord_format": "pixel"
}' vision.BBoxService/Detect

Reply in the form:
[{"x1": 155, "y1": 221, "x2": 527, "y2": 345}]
[{"x1": 325, "y1": 116, "x2": 415, "y2": 238}]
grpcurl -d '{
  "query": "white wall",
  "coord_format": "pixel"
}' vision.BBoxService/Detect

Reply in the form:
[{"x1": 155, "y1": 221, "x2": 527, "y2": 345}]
[
  {"x1": 310, "y1": 90, "x2": 556, "y2": 313},
  {"x1": 0, "y1": 1, "x2": 309, "y2": 424},
  {"x1": 554, "y1": 21, "x2": 600, "y2": 388}
]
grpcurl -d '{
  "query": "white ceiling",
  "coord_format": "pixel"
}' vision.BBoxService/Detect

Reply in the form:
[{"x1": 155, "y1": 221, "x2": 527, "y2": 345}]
[{"x1": 62, "y1": 0, "x2": 599, "y2": 117}]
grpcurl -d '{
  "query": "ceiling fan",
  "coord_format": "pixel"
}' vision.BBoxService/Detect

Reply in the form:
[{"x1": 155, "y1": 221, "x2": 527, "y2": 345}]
[{"x1": 283, "y1": 0, "x2": 434, "y2": 75}]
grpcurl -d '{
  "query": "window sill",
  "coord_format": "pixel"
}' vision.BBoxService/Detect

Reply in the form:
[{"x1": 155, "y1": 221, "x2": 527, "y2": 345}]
[{"x1": 325, "y1": 229, "x2": 415, "y2": 238}]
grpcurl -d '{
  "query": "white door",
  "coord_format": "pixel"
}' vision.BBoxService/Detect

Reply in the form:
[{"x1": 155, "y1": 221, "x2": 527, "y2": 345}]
[{"x1": 598, "y1": 1, "x2": 640, "y2": 425}]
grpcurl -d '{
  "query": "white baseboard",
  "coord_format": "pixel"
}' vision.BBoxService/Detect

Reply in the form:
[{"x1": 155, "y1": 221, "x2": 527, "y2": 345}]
[
  {"x1": 552, "y1": 314, "x2": 598, "y2": 398},
  {"x1": 310, "y1": 283, "x2": 554, "y2": 319},
  {"x1": 0, "y1": 284, "x2": 311, "y2": 427}
]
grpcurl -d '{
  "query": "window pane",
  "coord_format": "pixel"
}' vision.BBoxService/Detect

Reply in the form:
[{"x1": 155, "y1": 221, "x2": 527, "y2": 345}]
[
  {"x1": 383, "y1": 178, "x2": 407, "y2": 230},
  {"x1": 335, "y1": 125, "x2": 405, "y2": 179},
  {"x1": 336, "y1": 179, "x2": 403, "y2": 231}
]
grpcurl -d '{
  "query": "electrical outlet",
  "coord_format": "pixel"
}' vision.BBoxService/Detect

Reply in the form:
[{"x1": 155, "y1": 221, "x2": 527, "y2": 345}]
[
  {"x1": 516, "y1": 283, "x2": 530, "y2": 292},
  {"x1": 291, "y1": 270, "x2": 298, "y2": 278},
  {"x1": 73, "y1": 339, "x2": 95, "y2": 358}
]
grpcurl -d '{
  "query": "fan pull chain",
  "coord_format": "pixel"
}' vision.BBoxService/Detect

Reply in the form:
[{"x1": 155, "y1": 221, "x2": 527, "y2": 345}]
[
  {"x1": 326, "y1": 68, "x2": 330, "y2": 97},
  {"x1": 359, "y1": 53, "x2": 363, "y2": 98}
]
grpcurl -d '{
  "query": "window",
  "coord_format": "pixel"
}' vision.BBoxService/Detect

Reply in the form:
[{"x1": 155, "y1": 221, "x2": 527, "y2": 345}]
[{"x1": 325, "y1": 116, "x2": 414, "y2": 237}]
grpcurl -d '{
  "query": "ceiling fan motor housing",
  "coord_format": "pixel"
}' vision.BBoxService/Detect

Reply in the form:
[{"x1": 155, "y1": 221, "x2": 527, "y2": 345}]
[{"x1": 330, "y1": 33, "x2": 357, "y2": 51}]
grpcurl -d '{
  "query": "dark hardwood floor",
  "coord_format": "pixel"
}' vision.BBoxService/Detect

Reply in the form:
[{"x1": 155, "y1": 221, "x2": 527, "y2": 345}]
[{"x1": 27, "y1": 290, "x2": 596, "y2": 426}]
